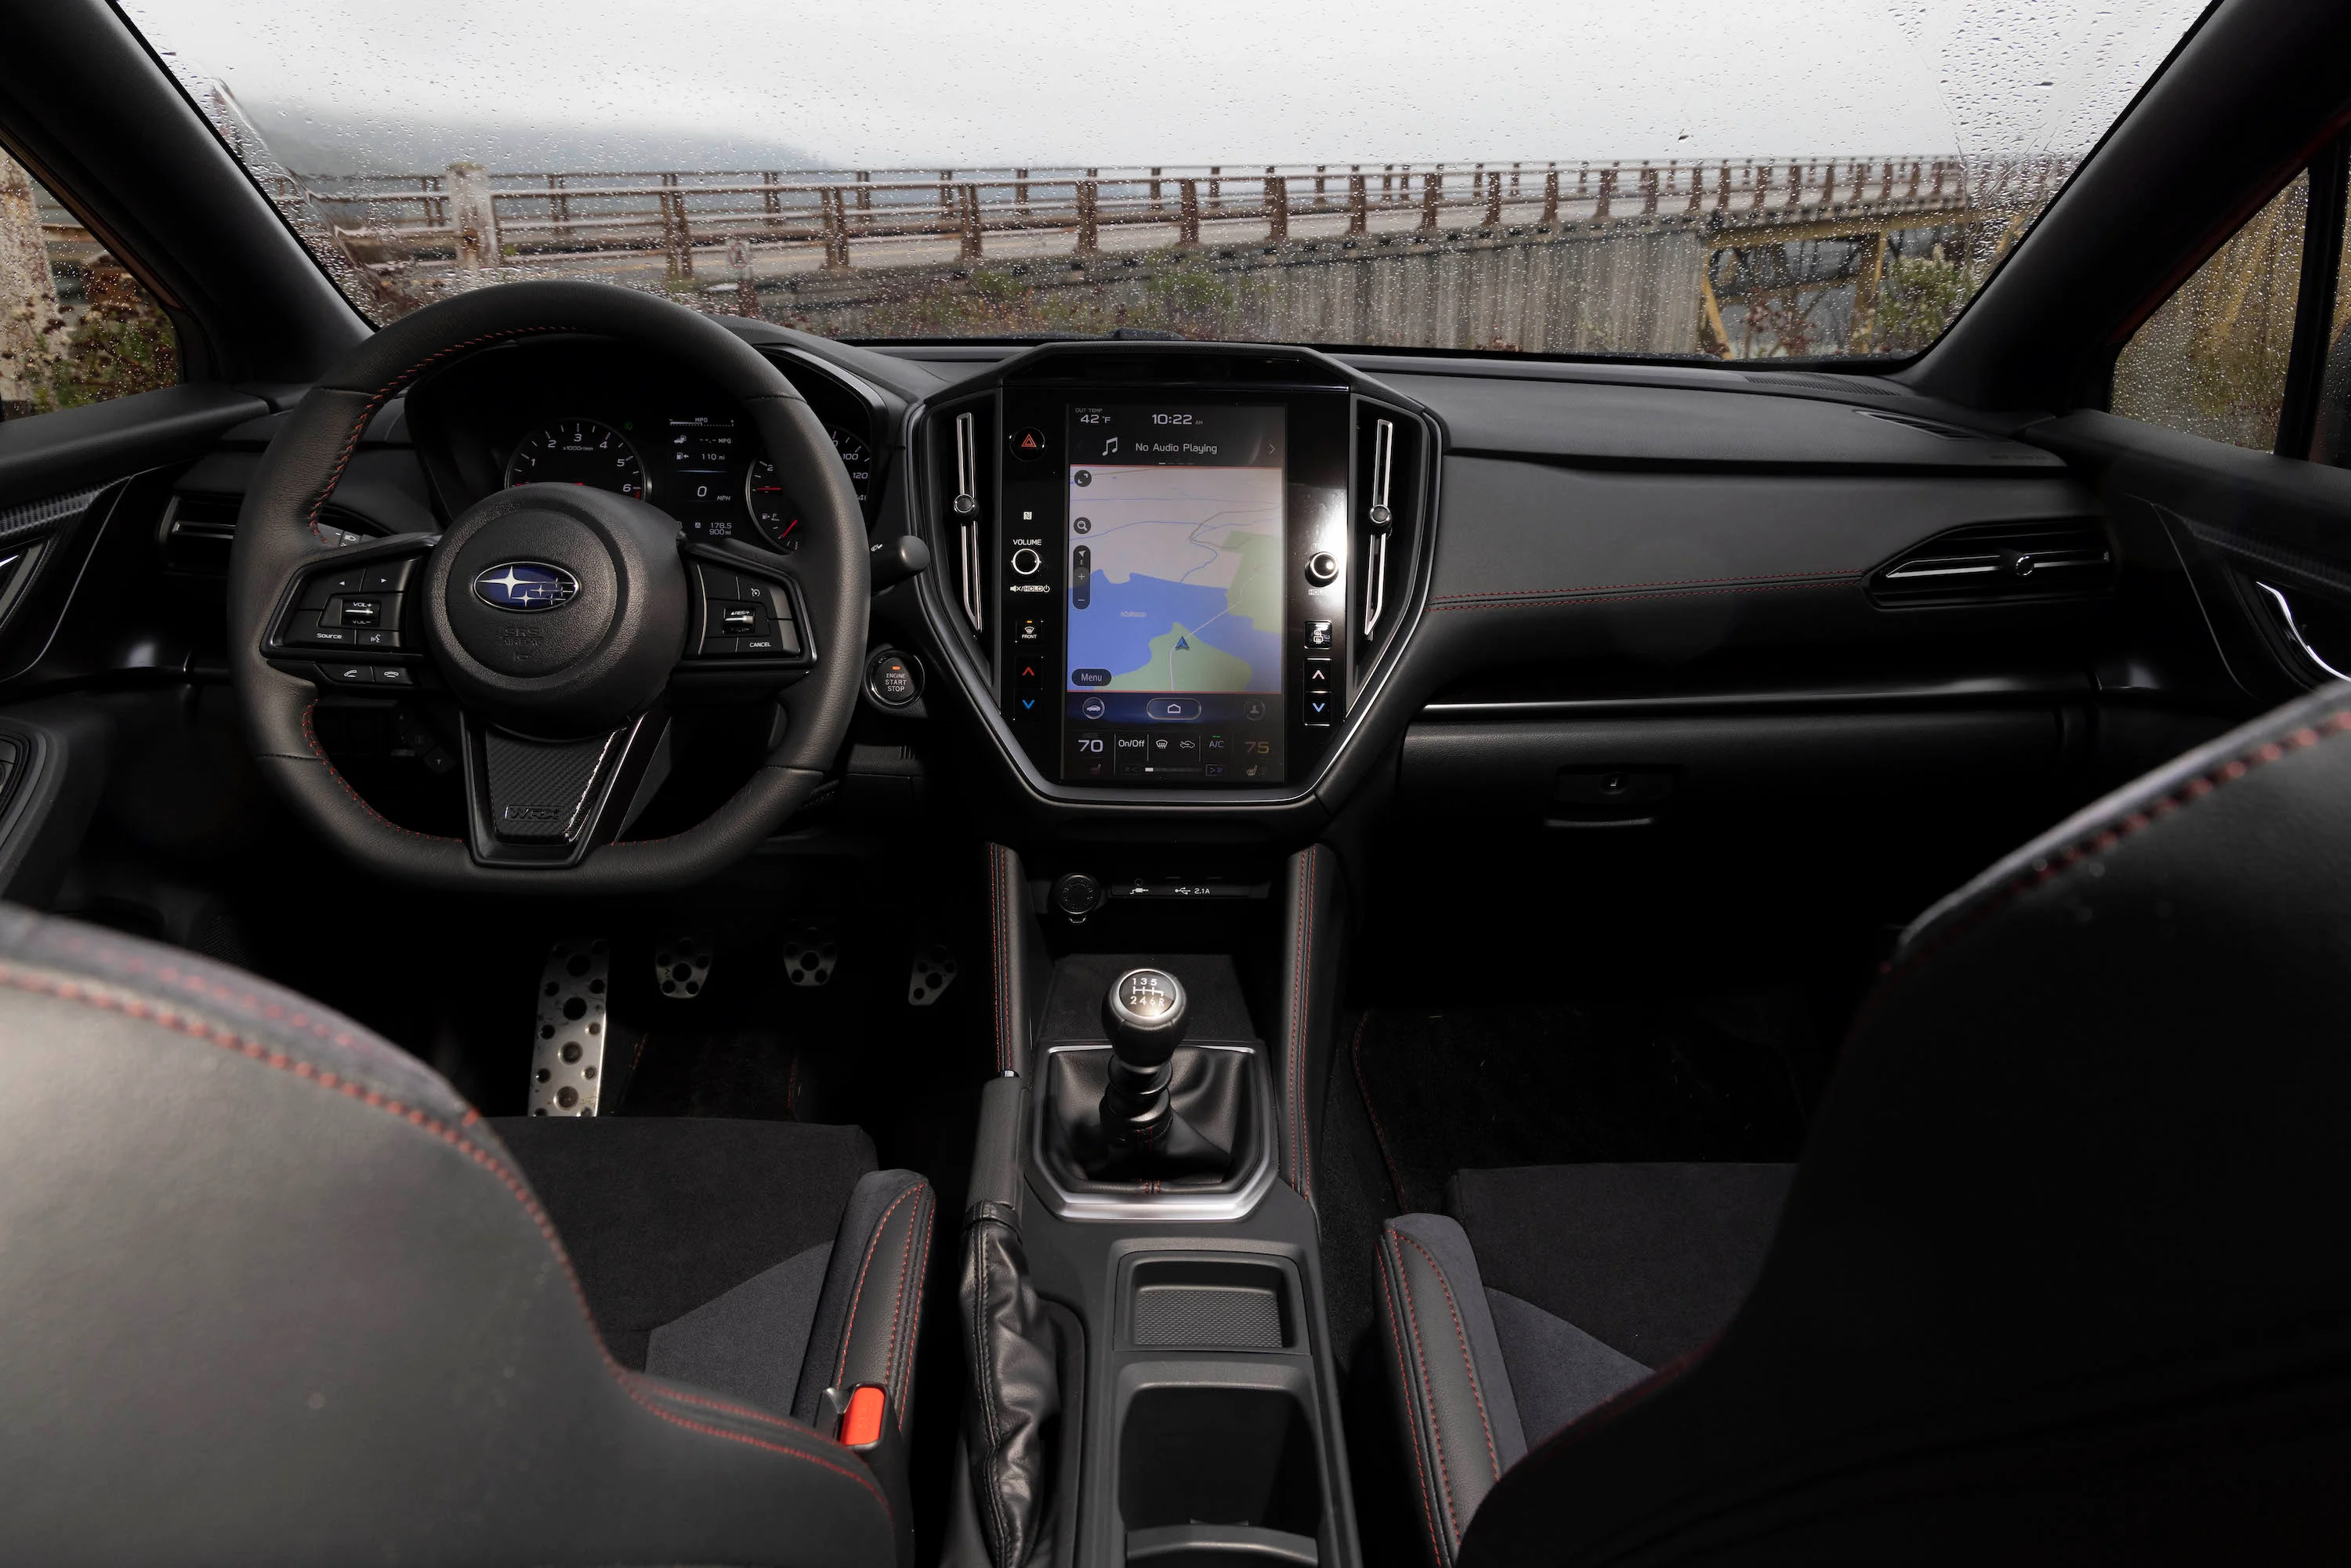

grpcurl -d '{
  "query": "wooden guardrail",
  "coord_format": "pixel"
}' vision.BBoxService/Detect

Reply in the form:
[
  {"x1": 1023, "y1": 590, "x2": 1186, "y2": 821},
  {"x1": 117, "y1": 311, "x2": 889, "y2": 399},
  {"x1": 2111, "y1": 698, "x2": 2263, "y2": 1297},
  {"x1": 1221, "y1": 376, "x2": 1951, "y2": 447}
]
[{"x1": 285, "y1": 155, "x2": 2066, "y2": 281}]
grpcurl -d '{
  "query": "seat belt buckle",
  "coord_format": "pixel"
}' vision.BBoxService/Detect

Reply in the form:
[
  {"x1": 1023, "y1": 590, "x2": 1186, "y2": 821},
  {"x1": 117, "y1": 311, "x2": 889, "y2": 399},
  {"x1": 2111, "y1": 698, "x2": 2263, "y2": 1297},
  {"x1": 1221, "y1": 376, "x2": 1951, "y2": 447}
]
[
  {"x1": 837, "y1": 1382, "x2": 888, "y2": 1448},
  {"x1": 823, "y1": 1384, "x2": 915, "y2": 1568}
]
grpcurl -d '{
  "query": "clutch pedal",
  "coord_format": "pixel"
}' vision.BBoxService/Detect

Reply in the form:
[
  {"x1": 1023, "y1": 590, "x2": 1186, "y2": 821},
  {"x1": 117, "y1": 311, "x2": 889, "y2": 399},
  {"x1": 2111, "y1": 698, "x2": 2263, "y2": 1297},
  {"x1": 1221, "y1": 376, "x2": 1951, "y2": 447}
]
[{"x1": 531, "y1": 938, "x2": 610, "y2": 1117}]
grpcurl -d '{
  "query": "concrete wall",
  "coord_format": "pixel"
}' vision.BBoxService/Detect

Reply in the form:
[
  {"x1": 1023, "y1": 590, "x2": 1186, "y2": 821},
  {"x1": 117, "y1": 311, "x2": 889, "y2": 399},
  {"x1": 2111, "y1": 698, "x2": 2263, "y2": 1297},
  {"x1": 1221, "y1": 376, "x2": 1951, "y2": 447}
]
[{"x1": 769, "y1": 223, "x2": 1709, "y2": 355}]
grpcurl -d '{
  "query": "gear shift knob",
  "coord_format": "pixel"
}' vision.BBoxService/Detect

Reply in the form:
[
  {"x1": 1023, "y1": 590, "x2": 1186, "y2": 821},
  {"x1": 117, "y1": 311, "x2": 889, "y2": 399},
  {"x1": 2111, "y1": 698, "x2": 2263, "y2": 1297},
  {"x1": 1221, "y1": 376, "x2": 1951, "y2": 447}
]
[
  {"x1": 1103, "y1": 968, "x2": 1190, "y2": 1066},
  {"x1": 1100, "y1": 968, "x2": 1189, "y2": 1149}
]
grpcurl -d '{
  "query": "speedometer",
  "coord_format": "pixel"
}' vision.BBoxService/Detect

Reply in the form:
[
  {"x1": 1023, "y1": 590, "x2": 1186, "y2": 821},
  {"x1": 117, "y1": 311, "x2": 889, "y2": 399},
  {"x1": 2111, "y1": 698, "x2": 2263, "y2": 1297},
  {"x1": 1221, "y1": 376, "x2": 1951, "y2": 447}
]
[
  {"x1": 746, "y1": 425, "x2": 874, "y2": 552},
  {"x1": 506, "y1": 418, "x2": 647, "y2": 499}
]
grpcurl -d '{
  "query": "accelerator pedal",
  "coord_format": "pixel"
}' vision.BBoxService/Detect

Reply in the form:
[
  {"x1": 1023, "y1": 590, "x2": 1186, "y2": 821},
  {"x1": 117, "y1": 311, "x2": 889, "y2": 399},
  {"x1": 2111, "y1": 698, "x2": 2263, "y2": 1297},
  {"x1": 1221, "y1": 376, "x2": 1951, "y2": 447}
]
[
  {"x1": 654, "y1": 936, "x2": 713, "y2": 1000},
  {"x1": 531, "y1": 938, "x2": 611, "y2": 1117},
  {"x1": 907, "y1": 942, "x2": 958, "y2": 1006}
]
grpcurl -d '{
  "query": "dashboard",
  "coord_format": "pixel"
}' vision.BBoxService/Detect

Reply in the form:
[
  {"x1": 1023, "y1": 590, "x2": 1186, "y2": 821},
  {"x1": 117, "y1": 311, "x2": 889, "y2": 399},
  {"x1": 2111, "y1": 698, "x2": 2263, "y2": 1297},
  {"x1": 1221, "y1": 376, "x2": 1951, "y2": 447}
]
[{"x1": 145, "y1": 320, "x2": 2132, "y2": 837}]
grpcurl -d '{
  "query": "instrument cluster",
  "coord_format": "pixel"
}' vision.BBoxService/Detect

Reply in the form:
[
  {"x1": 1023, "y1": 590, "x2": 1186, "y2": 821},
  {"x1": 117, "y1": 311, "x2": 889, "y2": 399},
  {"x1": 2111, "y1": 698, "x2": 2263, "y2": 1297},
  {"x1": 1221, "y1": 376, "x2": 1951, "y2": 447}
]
[
  {"x1": 407, "y1": 339, "x2": 884, "y2": 556},
  {"x1": 502, "y1": 414, "x2": 875, "y2": 553}
]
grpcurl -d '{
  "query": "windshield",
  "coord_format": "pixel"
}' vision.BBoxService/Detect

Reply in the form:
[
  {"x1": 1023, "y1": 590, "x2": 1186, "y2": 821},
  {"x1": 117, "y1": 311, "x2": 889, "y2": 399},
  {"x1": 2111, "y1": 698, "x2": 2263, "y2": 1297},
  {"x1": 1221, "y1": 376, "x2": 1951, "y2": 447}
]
[{"x1": 123, "y1": 0, "x2": 2209, "y2": 360}]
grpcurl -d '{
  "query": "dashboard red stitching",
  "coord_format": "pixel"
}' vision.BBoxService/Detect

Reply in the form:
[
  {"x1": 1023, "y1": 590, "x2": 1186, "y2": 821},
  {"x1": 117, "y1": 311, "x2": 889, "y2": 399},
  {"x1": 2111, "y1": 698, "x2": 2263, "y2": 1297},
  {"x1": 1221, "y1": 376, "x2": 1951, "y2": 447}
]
[
  {"x1": 1429, "y1": 578, "x2": 1843, "y2": 612},
  {"x1": 1432, "y1": 566, "x2": 1857, "y2": 603}
]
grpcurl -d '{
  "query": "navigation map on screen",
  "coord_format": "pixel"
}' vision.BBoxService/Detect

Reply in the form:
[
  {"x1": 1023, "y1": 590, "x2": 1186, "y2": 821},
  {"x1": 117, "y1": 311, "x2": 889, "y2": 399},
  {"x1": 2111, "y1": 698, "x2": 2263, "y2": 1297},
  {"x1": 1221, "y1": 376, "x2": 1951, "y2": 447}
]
[{"x1": 1063, "y1": 404, "x2": 1284, "y2": 697}]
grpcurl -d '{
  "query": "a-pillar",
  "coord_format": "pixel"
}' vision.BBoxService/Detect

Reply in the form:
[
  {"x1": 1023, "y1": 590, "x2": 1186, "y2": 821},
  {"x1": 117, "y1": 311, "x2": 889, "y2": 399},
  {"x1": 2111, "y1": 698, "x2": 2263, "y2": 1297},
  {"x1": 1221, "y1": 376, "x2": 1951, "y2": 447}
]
[{"x1": 0, "y1": 153, "x2": 64, "y2": 412}]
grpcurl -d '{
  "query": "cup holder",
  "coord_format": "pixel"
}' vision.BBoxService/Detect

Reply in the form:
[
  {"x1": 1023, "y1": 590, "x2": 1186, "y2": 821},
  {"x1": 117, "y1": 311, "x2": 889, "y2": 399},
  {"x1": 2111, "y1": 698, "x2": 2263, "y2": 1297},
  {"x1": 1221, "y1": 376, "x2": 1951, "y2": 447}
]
[{"x1": 1120, "y1": 1385, "x2": 1322, "y2": 1566}]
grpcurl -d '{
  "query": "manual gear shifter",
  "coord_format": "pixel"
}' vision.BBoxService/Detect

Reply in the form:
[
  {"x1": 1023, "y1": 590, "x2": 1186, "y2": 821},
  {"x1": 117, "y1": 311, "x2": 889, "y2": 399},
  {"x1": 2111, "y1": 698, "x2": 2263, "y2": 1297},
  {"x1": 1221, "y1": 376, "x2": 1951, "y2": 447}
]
[{"x1": 1099, "y1": 967, "x2": 1190, "y2": 1150}]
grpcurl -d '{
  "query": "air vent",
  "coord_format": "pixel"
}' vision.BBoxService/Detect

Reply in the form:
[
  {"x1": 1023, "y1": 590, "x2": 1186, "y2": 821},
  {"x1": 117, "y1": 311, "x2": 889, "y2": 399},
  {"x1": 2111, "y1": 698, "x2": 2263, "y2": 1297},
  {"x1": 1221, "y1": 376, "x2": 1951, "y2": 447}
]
[
  {"x1": 162, "y1": 493, "x2": 371, "y2": 574},
  {"x1": 1869, "y1": 520, "x2": 2114, "y2": 607},
  {"x1": 161, "y1": 493, "x2": 241, "y2": 574}
]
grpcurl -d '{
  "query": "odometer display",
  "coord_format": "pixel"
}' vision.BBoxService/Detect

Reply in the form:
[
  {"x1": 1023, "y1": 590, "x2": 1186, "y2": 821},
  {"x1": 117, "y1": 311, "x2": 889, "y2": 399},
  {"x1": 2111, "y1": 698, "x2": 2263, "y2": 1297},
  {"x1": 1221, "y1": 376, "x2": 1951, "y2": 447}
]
[
  {"x1": 506, "y1": 418, "x2": 647, "y2": 498},
  {"x1": 746, "y1": 425, "x2": 874, "y2": 551}
]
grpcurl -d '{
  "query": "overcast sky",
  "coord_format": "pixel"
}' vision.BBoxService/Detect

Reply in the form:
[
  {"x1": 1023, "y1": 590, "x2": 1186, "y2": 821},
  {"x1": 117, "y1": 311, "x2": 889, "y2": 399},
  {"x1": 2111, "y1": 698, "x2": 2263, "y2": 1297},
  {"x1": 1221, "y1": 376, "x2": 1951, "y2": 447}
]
[{"x1": 122, "y1": 0, "x2": 2214, "y2": 176}]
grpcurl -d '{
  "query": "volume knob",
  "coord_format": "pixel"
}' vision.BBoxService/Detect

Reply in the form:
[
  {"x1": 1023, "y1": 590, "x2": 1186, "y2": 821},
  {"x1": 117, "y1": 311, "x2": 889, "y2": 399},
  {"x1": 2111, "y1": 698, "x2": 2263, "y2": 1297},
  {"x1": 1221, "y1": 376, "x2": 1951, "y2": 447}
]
[{"x1": 1304, "y1": 551, "x2": 1340, "y2": 587}]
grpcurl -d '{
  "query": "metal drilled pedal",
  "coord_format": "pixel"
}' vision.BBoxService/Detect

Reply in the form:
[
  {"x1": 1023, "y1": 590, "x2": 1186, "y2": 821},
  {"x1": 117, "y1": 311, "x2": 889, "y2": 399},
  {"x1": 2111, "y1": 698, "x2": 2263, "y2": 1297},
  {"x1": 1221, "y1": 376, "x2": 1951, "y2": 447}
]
[
  {"x1": 781, "y1": 923, "x2": 839, "y2": 987},
  {"x1": 907, "y1": 941, "x2": 958, "y2": 1006},
  {"x1": 530, "y1": 938, "x2": 610, "y2": 1117},
  {"x1": 654, "y1": 936, "x2": 713, "y2": 1000}
]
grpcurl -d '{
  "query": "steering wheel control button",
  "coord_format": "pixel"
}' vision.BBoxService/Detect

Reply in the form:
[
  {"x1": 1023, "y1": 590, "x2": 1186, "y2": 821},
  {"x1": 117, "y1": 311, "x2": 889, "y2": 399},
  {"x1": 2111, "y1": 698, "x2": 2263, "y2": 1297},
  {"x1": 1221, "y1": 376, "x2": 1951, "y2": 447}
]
[
  {"x1": 374, "y1": 665, "x2": 415, "y2": 687},
  {"x1": 865, "y1": 650, "x2": 923, "y2": 708},
  {"x1": 1305, "y1": 551, "x2": 1341, "y2": 587},
  {"x1": 1052, "y1": 872, "x2": 1105, "y2": 918},
  {"x1": 1010, "y1": 546, "x2": 1043, "y2": 577}
]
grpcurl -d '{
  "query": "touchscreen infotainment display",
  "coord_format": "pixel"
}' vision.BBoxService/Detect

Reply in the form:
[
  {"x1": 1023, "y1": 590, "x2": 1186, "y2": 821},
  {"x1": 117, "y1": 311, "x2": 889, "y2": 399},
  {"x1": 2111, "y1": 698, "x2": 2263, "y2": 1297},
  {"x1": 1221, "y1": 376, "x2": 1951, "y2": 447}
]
[{"x1": 1062, "y1": 403, "x2": 1286, "y2": 782}]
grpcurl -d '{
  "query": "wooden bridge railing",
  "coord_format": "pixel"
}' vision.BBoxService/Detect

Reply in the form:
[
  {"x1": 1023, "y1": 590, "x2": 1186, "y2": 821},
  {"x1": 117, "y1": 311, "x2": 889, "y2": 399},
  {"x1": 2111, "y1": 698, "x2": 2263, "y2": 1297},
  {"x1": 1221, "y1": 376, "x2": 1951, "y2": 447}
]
[{"x1": 288, "y1": 155, "x2": 2070, "y2": 280}]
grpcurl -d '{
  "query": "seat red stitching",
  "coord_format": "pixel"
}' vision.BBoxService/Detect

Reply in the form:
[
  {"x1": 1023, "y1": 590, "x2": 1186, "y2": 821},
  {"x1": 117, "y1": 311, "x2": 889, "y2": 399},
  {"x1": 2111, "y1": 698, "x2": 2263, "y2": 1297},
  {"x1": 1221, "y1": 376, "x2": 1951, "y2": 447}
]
[
  {"x1": 42, "y1": 929, "x2": 376, "y2": 1053},
  {"x1": 893, "y1": 1186, "x2": 935, "y2": 1430},
  {"x1": 300, "y1": 701, "x2": 462, "y2": 842},
  {"x1": 638, "y1": 1379, "x2": 812, "y2": 1434},
  {"x1": 881, "y1": 1182, "x2": 920, "y2": 1396},
  {"x1": 1393, "y1": 1230, "x2": 1502, "y2": 1483},
  {"x1": 1377, "y1": 1238, "x2": 1451, "y2": 1566},
  {"x1": 1856, "y1": 706, "x2": 2351, "y2": 1037},
  {"x1": 0, "y1": 964, "x2": 891, "y2": 1519},
  {"x1": 1428, "y1": 579, "x2": 1834, "y2": 613},
  {"x1": 1385, "y1": 1229, "x2": 1463, "y2": 1543},
  {"x1": 835, "y1": 1182, "x2": 922, "y2": 1388},
  {"x1": 1432, "y1": 565, "x2": 1852, "y2": 603},
  {"x1": 1353, "y1": 1012, "x2": 1408, "y2": 1207}
]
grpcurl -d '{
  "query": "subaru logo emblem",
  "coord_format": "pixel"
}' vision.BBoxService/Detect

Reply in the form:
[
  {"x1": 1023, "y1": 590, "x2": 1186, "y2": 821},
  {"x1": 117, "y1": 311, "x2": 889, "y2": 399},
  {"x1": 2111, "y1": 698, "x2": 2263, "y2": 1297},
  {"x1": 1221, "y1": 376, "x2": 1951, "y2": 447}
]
[{"x1": 474, "y1": 562, "x2": 578, "y2": 613}]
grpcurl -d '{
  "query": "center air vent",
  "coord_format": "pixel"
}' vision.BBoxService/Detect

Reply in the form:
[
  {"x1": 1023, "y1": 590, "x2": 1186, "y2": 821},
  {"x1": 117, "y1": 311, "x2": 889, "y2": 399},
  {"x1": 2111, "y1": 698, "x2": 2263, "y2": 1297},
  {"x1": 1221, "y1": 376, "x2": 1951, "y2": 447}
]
[{"x1": 1869, "y1": 519, "x2": 2114, "y2": 607}]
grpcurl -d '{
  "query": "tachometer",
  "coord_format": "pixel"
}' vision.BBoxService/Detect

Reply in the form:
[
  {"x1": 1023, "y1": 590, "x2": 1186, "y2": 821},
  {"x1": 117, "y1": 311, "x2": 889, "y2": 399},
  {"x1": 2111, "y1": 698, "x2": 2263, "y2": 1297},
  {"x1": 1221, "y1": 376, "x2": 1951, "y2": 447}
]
[
  {"x1": 506, "y1": 418, "x2": 647, "y2": 499},
  {"x1": 745, "y1": 425, "x2": 874, "y2": 551}
]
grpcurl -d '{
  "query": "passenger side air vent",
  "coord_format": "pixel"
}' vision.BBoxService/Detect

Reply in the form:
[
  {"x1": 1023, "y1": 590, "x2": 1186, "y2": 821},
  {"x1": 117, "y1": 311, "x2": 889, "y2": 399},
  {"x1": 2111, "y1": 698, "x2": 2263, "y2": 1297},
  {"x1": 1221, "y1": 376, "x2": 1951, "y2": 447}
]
[{"x1": 1868, "y1": 520, "x2": 2114, "y2": 607}]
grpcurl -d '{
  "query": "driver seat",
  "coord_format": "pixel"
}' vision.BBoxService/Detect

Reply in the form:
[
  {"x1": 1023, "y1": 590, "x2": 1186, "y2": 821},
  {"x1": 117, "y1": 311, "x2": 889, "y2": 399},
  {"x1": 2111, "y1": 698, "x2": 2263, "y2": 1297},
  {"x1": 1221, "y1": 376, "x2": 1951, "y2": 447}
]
[{"x1": 0, "y1": 904, "x2": 929, "y2": 1566}]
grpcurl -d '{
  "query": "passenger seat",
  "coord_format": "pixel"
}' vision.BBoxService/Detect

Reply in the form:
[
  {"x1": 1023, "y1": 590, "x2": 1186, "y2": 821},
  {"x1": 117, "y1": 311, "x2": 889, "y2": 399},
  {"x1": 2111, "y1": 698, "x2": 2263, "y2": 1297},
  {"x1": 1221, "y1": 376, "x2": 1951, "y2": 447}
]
[{"x1": 1378, "y1": 1163, "x2": 1793, "y2": 1555}]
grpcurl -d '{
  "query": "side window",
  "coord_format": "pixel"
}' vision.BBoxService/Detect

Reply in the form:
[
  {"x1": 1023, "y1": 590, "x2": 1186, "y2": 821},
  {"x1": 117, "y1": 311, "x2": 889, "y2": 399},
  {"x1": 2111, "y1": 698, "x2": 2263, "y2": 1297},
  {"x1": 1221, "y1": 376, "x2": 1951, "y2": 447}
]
[
  {"x1": 0, "y1": 150, "x2": 179, "y2": 421},
  {"x1": 2112, "y1": 173, "x2": 2309, "y2": 450}
]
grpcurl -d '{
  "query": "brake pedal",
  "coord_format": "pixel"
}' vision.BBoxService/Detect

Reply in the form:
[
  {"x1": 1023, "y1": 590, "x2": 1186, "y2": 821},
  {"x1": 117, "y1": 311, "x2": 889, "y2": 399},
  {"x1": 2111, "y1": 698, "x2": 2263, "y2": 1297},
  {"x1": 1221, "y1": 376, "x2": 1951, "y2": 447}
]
[
  {"x1": 654, "y1": 936, "x2": 712, "y2": 1000},
  {"x1": 782, "y1": 923, "x2": 838, "y2": 987},
  {"x1": 907, "y1": 942, "x2": 958, "y2": 1006},
  {"x1": 531, "y1": 939, "x2": 610, "y2": 1117}
]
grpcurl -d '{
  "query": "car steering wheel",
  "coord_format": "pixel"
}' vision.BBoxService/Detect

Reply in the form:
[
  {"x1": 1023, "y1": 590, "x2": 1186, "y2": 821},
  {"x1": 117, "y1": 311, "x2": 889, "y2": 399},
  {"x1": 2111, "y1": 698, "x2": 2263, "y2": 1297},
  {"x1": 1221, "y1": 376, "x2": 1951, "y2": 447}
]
[{"x1": 228, "y1": 281, "x2": 868, "y2": 892}]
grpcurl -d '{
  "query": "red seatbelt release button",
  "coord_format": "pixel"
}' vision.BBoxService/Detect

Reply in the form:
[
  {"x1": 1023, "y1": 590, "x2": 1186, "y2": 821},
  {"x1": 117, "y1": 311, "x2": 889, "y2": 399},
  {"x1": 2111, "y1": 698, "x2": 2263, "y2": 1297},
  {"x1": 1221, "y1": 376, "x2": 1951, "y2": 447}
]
[{"x1": 838, "y1": 1383, "x2": 886, "y2": 1448}]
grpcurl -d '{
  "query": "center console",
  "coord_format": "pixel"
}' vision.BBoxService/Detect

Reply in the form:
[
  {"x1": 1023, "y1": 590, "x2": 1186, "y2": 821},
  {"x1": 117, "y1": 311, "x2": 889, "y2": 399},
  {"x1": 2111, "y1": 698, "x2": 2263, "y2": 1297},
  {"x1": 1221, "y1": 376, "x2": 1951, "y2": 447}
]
[
  {"x1": 919, "y1": 344, "x2": 1433, "y2": 806},
  {"x1": 955, "y1": 848, "x2": 1357, "y2": 1568}
]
